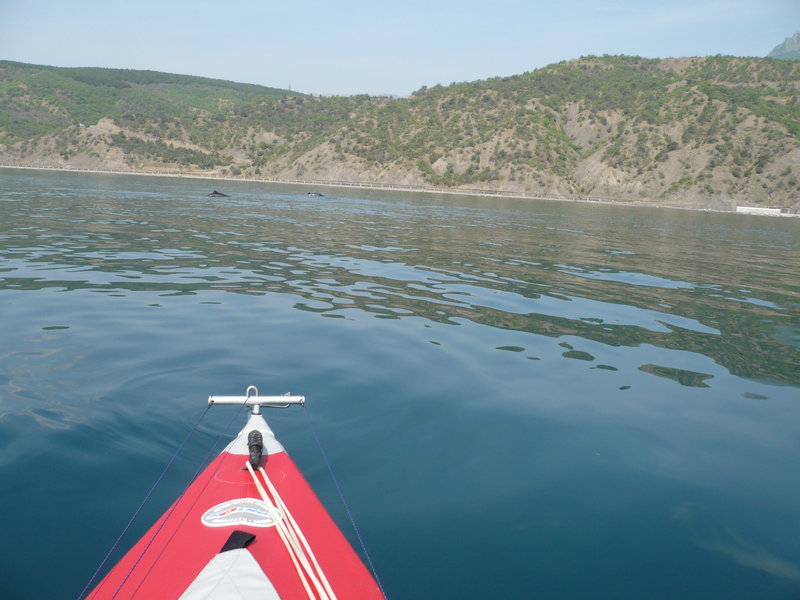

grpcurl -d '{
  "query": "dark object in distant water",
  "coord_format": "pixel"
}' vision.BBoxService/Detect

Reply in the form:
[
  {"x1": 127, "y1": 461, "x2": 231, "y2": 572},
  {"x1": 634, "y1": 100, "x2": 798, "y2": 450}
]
[
  {"x1": 208, "y1": 190, "x2": 229, "y2": 197},
  {"x1": 307, "y1": 192, "x2": 325, "y2": 197}
]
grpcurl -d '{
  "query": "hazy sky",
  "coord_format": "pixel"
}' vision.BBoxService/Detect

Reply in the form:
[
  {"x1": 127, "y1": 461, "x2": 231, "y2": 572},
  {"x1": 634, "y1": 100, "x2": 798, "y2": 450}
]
[{"x1": 2, "y1": 0, "x2": 798, "y2": 96}]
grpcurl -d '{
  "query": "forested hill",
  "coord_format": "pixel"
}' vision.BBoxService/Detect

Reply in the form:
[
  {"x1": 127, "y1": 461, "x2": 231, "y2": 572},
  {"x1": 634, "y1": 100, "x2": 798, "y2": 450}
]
[
  {"x1": 0, "y1": 60, "x2": 299, "y2": 140},
  {"x1": 1, "y1": 56, "x2": 798, "y2": 209}
]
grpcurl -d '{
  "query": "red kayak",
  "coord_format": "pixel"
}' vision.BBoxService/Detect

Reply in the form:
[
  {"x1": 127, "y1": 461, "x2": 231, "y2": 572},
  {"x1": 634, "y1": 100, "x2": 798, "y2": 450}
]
[{"x1": 85, "y1": 387, "x2": 384, "y2": 599}]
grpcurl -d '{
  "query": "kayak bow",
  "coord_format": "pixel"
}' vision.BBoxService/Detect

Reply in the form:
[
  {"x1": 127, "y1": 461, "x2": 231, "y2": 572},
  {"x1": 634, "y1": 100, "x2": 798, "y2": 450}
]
[{"x1": 85, "y1": 387, "x2": 383, "y2": 600}]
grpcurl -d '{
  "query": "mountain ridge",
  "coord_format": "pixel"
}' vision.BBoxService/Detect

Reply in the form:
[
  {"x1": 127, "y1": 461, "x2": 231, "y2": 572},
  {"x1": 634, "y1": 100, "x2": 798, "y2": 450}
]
[
  {"x1": 1, "y1": 56, "x2": 798, "y2": 210},
  {"x1": 768, "y1": 31, "x2": 800, "y2": 60}
]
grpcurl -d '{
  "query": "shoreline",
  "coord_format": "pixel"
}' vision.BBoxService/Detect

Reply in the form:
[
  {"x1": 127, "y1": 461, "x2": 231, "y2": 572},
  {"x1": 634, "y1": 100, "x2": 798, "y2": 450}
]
[{"x1": 2, "y1": 163, "x2": 794, "y2": 217}]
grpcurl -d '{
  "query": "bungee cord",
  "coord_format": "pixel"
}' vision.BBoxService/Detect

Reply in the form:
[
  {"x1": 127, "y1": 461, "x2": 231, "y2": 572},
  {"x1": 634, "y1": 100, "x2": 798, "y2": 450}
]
[{"x1": 245, "y1": 460, "x2": 335, "y2": 600}]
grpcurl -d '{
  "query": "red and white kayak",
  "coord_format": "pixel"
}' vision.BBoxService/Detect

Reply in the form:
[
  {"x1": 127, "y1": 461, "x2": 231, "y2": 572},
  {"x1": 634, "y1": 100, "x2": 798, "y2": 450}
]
[{"x1": 85, "y1": 387, "x2": 384, "y2": 600}]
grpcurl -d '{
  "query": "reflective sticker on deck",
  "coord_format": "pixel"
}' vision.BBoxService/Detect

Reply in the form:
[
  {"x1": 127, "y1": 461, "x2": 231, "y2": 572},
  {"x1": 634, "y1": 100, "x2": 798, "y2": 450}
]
[{"x1": 201, "y1": 498, "x2": 280, "y2": 528}]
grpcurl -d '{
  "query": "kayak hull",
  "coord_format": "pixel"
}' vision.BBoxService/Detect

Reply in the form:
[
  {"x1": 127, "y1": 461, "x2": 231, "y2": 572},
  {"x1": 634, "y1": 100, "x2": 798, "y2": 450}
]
[{"x1": 87, "y1": 414, "x2": 382, "y2": 599}]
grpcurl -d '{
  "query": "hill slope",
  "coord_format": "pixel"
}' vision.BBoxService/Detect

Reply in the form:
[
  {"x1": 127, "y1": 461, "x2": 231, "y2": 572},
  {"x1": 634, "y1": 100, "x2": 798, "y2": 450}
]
[
  {"x1": 0, "y1": 61, "x2": 299, "y2": 142},
  {"x1": 1, "y1": 57, "x2": 798, "y2": 209}
]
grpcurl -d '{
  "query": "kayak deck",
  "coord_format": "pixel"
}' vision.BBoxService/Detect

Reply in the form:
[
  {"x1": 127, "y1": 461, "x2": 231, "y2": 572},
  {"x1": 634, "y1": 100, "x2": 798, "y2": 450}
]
[{"x1": 86, "y1": 410, "x2": 383, "y2": 599}]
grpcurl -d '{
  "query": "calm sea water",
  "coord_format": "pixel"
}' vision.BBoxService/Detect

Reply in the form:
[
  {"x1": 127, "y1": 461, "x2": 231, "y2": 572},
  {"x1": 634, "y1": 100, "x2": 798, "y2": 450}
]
[{"x1": 1, "y1": 167, "x2": 799, "y2": 599}]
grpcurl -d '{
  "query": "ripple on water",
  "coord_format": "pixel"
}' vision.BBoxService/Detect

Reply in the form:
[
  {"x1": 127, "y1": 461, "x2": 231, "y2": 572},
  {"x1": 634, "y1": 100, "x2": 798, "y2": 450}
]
[{"x1": 562, "y1": 267, "x2": 695, "y2": 289}]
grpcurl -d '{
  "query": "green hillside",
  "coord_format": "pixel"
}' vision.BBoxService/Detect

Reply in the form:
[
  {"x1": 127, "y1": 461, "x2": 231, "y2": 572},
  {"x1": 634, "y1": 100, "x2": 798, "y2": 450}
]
[
  {"x1": 1, "y1": 56, "x2": 798, "y2": 209},
  {"x1": 0, "y1": 60, "x2": 299, "y2": 142}
]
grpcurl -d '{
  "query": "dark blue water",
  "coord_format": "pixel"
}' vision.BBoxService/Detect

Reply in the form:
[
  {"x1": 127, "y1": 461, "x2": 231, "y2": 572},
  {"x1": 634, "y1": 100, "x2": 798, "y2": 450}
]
[{"x1": 1, "y1": 167, "x2": 799, "y2": 599}]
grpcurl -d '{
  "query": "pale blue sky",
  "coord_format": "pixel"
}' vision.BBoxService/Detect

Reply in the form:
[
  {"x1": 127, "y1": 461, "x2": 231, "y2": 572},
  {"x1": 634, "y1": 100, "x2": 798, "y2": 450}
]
[{"x1": 1, "y1": 0, "x2": 797, "y2": 96}]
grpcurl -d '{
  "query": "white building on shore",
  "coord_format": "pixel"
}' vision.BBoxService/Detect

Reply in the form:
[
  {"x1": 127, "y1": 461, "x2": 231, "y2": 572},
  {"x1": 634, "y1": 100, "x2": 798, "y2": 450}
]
[{"x1": 736, "y1": 206, "x2": 787, "y2": 216}]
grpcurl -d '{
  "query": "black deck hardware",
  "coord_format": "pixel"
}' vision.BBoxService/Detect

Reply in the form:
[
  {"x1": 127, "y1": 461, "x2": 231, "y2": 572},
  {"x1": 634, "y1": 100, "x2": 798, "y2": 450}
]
[
  {"x1": 220, "y1": 530, "x2": 256, "y2": 553},
  {"x1": 248, "y1": 429, "x2": 264, "y2": 470}
]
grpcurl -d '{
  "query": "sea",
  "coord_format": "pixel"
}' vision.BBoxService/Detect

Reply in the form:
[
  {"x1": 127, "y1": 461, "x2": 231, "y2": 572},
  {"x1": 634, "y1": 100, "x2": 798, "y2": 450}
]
[{"x1": 1, "y1": 167, "x2": 799, "y2": 599}]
